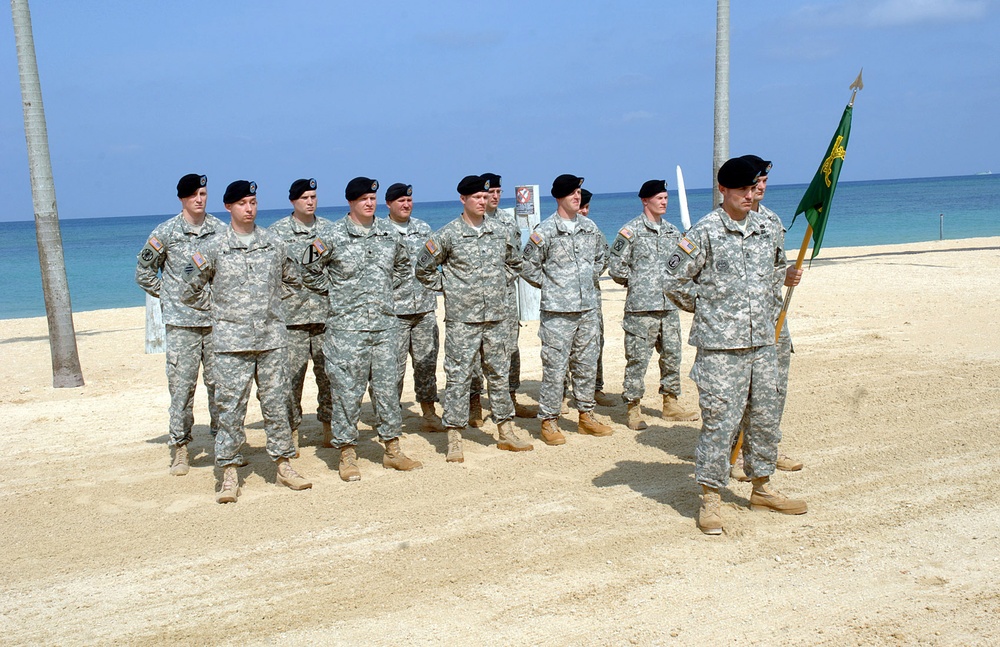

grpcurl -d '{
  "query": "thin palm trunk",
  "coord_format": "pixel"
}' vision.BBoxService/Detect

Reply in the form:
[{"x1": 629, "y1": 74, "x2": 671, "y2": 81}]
[
  {"x1": 11, "y1": 0, "x2": 84, "y2": 387},
  {"x1": 713, "y1": 0, "x2": 730, "y2": 208}
]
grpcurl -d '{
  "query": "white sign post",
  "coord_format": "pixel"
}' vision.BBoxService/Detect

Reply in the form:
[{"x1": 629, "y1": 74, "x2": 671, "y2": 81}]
[{"x1": 514, "y1": 184, "x2": 541, "y2": 321}]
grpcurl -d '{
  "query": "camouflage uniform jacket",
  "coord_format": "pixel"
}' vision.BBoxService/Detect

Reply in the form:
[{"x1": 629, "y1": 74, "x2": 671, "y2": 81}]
[
  {"x1": 267, "y1": 214, "x2": 332, "y2": 326},
  {"x1": 384, "y1": 216, "x2": 437, "y2": 316},
  {"x1": 758, "y1": 203, "x2": 789, "y2": 318},
  {"x1": 135, "y1": 212, "x2": 226, "y2": 326},
  {"x1": 414, "y1": 215, "x2": 519, "y2": 324},
  {"x1": 181, "y1": 226, "x2": 295, "y2": 353},
  {"x1": 608, "y1": 213, "x2": 683, "y2": 313},
  {"x1": 487, "y1": 206, "x2": 522, "y2": 317},
  {"x1": 302, "y1": 216, "x2": 410, "y2": 332},
  {"x1": 663, "y1": 207, "x2": 785, "y2": 350},
  {"x1": 520, "y1": 213, "x2": 606, "y2": 313}
]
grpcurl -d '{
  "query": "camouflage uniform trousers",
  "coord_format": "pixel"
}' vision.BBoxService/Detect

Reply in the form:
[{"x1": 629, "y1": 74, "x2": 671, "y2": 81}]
[
  {"x1": 396, "y1": 311, "x2": 440, "y2": 404},
  {"x1": 735, "y1": 321, "x2": 792, "y2": 447},
  {"x1": 164, "y1": 324, "x2": 218, "y2": 447},
  {"x1": 691, "y1": 345, "x2": 781, "y2": 489},
  {"x1": 324, "y1": 327, "x2": 402, "y2": 447},
  {"x1": 441, "y1": 320, "x2": 513, "y2": 428},
  {"x1": 565, "y1": 299, "x2": 606, "y2": 392},
  {"x1": 470, "y1": 316, "x2": 520, "y2": 396},
  {"x1": 621, "y1": 310, "x2": 682, "y2": 403},
  {"x1": 286, "y1": 323, "x2": 332, "y2": 431},
  {"x1": 213, "y1": 348, "x2": 296, "y2": 468},
  {"x1": 538, "y1": 309, "x2": 600, "y2": 418}
]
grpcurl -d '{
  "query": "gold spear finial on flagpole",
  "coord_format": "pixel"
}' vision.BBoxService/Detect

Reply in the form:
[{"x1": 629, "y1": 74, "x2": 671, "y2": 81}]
[{"x1": 849, "y1": 68, "x2": 864, "y2": 107}]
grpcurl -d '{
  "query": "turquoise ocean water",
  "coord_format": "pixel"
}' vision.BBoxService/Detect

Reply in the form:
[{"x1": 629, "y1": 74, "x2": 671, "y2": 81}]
[{"x1": 1, "y1": 174, "x2": 998, "y2": 320}]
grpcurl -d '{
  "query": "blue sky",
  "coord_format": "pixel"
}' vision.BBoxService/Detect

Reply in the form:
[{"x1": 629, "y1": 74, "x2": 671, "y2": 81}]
[{"x1": 1, "y1": 0, "x2": 997, "y2": 221}]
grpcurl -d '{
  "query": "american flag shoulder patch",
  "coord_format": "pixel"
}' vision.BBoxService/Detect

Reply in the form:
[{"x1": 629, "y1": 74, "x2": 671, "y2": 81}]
[
  {"x1": 529, "y1": 231, "x2": 544, "y2": 246},
  {"x1": 191, "y1": 251, "x2": 207, "y2": 269},
  {"x1": 312, "y1": 238, "x2": 327, "y2": 255},
  {"x1": 678, "y1": 237, "x2": 697, "y2": 255},
  {"x1": 148, "y1": 236, "x2": 163, "y2": 252},
  {"x1": 619, "y1": 227, "x2": 633, "y2": 240},
  {"x1": 425, "y1": 238, "x2": 440, "y2": 255}
]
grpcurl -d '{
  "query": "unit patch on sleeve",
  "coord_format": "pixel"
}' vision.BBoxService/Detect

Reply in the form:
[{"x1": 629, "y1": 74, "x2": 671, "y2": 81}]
[{"x1": 667, "y1": 252, "x2": 682, "y2": 271}]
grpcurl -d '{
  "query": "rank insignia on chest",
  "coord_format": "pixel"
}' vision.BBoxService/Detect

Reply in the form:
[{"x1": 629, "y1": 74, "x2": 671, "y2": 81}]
[
  {"x1": 678, "y1": 237, "x2": 697, "y2": 255},
  {"x1": 529, "y1": 231, "x2": 544, "y2": 246},
  {"x1": 425, "y1": 239, "x2": 440, "y2": 255},
  {"x1": 619, "y1": 227, "x2": 633, "y2": 240},
  {"x1": 148, "y1": 236, "x2": 164, "y2": 252},
  {"x1": 191, "y1": 251, "x2": 207, "y2": 269}
]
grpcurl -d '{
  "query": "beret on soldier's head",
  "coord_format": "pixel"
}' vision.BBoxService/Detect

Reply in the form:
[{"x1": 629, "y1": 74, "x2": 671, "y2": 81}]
[
  {"x1": 551, "y1": 174, "x2": 584, "y2": 199},
  {"x1": 457, "y1": 175, "x2": 489, "y2": 196},
  {"x1": 345, "y1": 177, "x2": 378, "y2": 201},
  {"x1": 481, "y1": 173, "x2": 502, "y2": 189},
  {"x1": 717, "y1": 158, "x2": 760, "y2": 189},
  {"x1": 580, "y1": 188, "x2": 593, "y2": 207},
  {"x1": 288, "y1": 178, "x2": 317, "y2": 201},
  {"x1": 638, "y1": 179, "x2": 668, "y2": 199},
  {"x1": 385, "y1": 183, "x2": 413, "y2": 202},
  {"x1": 223, "y1": 180, "x2": 256, "y2": 204},
  {"x1": 739, "y1": 154, "x2": 773, "y2": 177},
  {"x1": 177, "y1": 173, "x2": 207, "y2": 199}
]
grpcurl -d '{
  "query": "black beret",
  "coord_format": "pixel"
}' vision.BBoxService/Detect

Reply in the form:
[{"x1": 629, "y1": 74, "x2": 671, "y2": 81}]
[
  {"x1": 481, "y1": 172, "x2": 502, "y2": 188},
  {"x1": 457, "y1": 175, "x2": 489, "y2": 196},
  {"x1": 638, "y1": 179, "x2": 668, "y2": 199},
  {"x1": 177, "y1": 173, "x2": 207, "y2": 199},
  {"x1": 345, "y1": 177, "x2": 379, "y2": 201},
  {"x1": 580, "y1": 188, "x2": 593, "y2": 207},
  {"x1": 385, "y1": 183, "x2": 413, "y2": 202},
  {"x1": 289, "y1": 178, "x2": 317, "y2": 201},
  {"x1": 223, "y1": 180, "x2": 257, "y2": 204},
  {"x1": 739, "y1": 154, "x2": 773, "y2": 176},
  {"x1": 551, "y1": 174, "x2": 584, "y2": 199},
  {"x1": 717, "y1": 158, "x2": 760, "y2": 189}
]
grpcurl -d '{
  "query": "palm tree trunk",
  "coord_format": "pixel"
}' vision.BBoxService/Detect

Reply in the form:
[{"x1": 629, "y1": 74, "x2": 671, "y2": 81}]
[
  {"x1": 11, "y1": 0, "x2": 84, "y2": 387},
  {"x1": 713, "y1": 0, "x2": 730, "y2": 209}
]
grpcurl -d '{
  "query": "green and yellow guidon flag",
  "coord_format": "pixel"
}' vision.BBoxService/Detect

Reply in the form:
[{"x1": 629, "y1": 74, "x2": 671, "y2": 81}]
[{"x1": 792, "y1": 104, "x2": 853, "y2": 259}]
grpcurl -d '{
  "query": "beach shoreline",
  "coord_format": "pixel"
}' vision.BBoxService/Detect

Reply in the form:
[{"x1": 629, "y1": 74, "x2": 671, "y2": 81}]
[{"x1": 1, "y1": 237, "x2": 999, "y2": 645}]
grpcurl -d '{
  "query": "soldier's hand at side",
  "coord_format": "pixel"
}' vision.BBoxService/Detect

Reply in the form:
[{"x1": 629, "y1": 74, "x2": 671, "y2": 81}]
[{"x1": 784, "y1": 266, "x2": 802, "y2": 287}]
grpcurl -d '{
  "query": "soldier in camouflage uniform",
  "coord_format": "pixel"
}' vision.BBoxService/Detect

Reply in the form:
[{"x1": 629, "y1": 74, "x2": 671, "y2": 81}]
[
  {"x1": 135, "y1": 173, "x2": 223, "y2": 477},
  {"x1": 383, "y1": 182, "x2": 444, "y2": 433},
  {"x1": 730, "y1": 155, "x2": 804, "y2": 478},
  {"x1": 662, "y1": 159, "x2": 807, "y2": 535},
  {"x1": 608, "y1": 179, "x2": 699, "y2": 430},
  {"x1": 481, "y1": 172, "x2": 537, "y2": 419},
  {"x1": 415, "y1": 175, "x2": 533, "y2": 462},
  {"x1": 182, "y1": 180, "x2": 312, "y2": 503},
  {"x1": 521, "y1": 174, "x2": 613, "y2": 446},
  {"x1": 576, "y1": 189, "x2": 616, "y2": 407},
  {"x1": 302, "y1": 177, "x2": 422, "y2": 482},
  {"x1": 268, "y1": 178, "x2": 333, "y2": 454}
]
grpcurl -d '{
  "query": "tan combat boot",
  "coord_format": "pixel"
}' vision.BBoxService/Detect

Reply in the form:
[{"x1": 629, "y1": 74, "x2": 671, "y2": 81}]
[
  {"x1": 626, "y1": 401, "x2": 647, "y2": 431},
  {"x1": 749, "y1": 477, "x2": 807, "y2": 514},
  {"x1": 446, "y1": 429, "x2": 465, "y2": 463},
  {"x1": 777, "y1": 454, "x2": 804, "y2": 471},
  {"x1": 698, "y1": 485, "x2": 723, "y2": 535},
  {"x1": 540, "y1": 418, "x2": 566, "y2": 446},
  {"x1": 170, "y1": 444, "x2": 190, "y2": 476},
  {"x1": 469, "y1": 394, "x2": 484, "y2": 428},
  {"x1": 594, "y1": 390, "x2": 618, "y2": 407},
  {"x1": 338, "y1": 445, "x2": 362, "y2": 482},
  {"x1": 216, "y1": 466, "x2": 240, "y2": 504},
  {"x1": 730, "y1": 455, "x2": 751, "y2": 482},
  {"x1": 497, "y1": 420, "x2": 534, "y2": 452},
  {"x1": 291, "y1": 429, "x2": 300, "y2": 458},
  {"x1": 322, "y1": 422, "x2": 334, "y2": 448},
  {"x1": 384, "y1": 437, "x2": 423, "y2": 471},
  {"x1": 511, "y1": 393, "x2": 538, "y2": 419},
  {"x1": 276, "y1": 457, "x2": 312, "y2": 490},
  {"x1": 662, "y1": 394, "x2": 699, "y2": 421},
  {"x1": 578, "y1": 411, "x2": 613, "y2": 437},
  {"x1": 420, "y1": 402, "x2": 445, "y2": 432}
]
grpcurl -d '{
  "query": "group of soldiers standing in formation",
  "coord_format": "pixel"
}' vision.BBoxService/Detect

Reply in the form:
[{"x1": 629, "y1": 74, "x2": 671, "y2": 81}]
[{"x1": 136, "y1": 155, "x2": 807, "y2": 534}]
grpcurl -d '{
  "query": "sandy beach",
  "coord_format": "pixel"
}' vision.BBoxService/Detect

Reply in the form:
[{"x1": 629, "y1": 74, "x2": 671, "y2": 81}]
[{"x1": 1, "y1": 237, "x2": 998, "y2": 646}]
